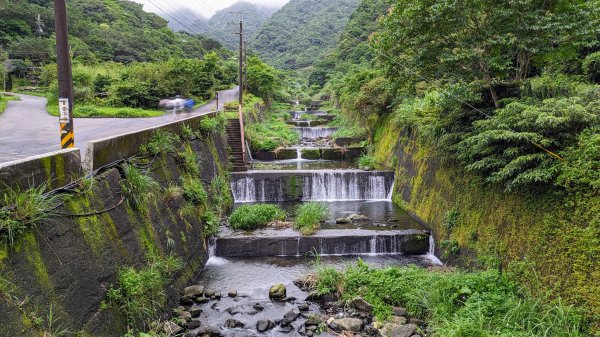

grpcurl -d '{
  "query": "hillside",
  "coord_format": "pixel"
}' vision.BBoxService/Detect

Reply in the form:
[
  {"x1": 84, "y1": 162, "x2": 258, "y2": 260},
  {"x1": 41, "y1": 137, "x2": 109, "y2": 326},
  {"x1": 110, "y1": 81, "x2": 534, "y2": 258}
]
[
  {"x1": 192, "y1": 1, "x2": 278, "y2": 50},
  {"x1": 250, "y1": 0, "x2": 361, "y2": 70},
  {"x1": 0, "y1": 0, "x2": 224, "y2": 64}
]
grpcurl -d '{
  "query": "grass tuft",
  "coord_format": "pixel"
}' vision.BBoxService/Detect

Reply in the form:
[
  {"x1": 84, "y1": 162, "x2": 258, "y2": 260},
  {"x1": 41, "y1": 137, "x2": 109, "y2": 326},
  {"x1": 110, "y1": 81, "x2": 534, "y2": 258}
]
[
  {"x1": 294, "y1": 202, "x2": 328, "y2": 235},
  {"x1": 229, "y1": 204, "x2": 286, "y2": 230},
  {"x1": 120, "y1": 165, "x2": 159, "y2": 209}
]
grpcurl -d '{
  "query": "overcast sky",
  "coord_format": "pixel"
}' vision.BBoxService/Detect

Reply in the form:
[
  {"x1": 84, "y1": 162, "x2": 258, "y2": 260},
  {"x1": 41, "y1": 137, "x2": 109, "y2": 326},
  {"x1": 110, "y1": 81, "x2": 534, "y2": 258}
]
[{"x1": 133, "y1": 0, "x2": 289, "y2": 18}]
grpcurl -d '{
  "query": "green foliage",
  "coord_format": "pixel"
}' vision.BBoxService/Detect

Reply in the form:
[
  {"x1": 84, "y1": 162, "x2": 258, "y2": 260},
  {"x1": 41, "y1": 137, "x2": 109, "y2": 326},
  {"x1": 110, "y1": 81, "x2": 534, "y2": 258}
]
[
  {"x1": 245, "y1": 113, "x2": 300, "y2": 151},
  {"x1": 250, "y1": 0, "x2": 361, "y2": 69},
  {"x1": 201, "y1": 210, "x2": 220, "y2": 237},
  {"x1": 177, "y1": 146, "x2": 199, "y2": 176},
  {"x1": 120, "y1": 165, "x2": 159, "y2": 209},
  {"x1": 444, "y1": 208, "x2": 460, "y2": 232},
  {"x1": 181, "y1": 176, "x2": 207, "y2": 205},
  {"x1": 46, "y1": 104, "x2": 163, "y2": 118},
  {"x1": 315, "y1": 263, "x2": 587, "y2": 336},
  {"x1": 0, "y1": 184, "x2": 61, "y2": 246},
  {"x1": 583, "y1": 52, "x2": 600, "y2": 84},
  {"x1": 556, "y1": 128, "x2": 600, "y2": 193},
  {"x1": 140, "y1": 130, "x2": 179, "y2": 156},
  {"x1": 294, "y1": 202, "x2": 328, "y2": 235},
  {"x1": 210, "y1": 175, "x2": 233, "y2": 215},
  {"x1": 440, "y1": 239, "x2": 460, "y2": 259},
  {"x1": 228, "y1": 204, "x2": 286, "y2": 230},
  {"x1": 246, "y1": 56, "x2": 281, "y2": 106},
  {"x1": 198, "y1": 114, "x2": 226, "y2": 136},
  {"x1": 357, "y1": 154, "x2": 376, "y2": 170},
  {"x1": 104, "y1": 254, "x2": 183, "y2": 331}
]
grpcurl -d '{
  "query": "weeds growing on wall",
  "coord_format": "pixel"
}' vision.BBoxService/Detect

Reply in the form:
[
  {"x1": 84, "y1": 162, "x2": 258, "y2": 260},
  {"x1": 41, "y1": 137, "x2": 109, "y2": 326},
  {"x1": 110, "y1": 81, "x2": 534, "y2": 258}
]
[
  {"x1": 201, "y1": 210, "x2": 220, "y2": 236},
  {"x1": 103, "y1": 254, "x2": 183, "y2": 332},
  {"x1": 140, "y1": 130, "x2": 179, "y2": 156},
  {"x1": 0, "y1": 184, "x2": 62, "y2": 246},
  {"x1": 177, "y1": 145, "x2": 200, "y2": 176},
  {"x1": 181, "y1": 176, "x2": 207, "y2": 205},
  {"x1": 209, "y1": 175, "x2": 233, "y2": 215},
  {"x1": 198, "y1": 114, "x2": 227, "y2": 136},
  {"x1": 357, "y1": 154, "x2": 376, "y2": 170},
  {"x1": 229, "y1": 204, "x2": 286, "y2": 230},
  {"x1": 120, "y1": 165, "x2": 160, "y2": 209},
  {"x1": 314, "y1": 260, "x2": 588, "y2": 336},
  {"x1": 294, "y1": 202, "x2": 329, "y2": 235}
]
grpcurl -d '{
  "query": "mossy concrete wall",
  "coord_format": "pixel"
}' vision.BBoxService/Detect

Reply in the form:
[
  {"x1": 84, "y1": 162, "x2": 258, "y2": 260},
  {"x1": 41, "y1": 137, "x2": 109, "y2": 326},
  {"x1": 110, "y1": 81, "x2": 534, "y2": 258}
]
[
  {"x1": 379, "y1": 126, "x2": 599, "y2": 328},
  {"x1": 0, "y1": 131, "x2": 231, "y2": 337},
  {"x1": 0, "y1": 148, "x2": 82, "y2": 190}
]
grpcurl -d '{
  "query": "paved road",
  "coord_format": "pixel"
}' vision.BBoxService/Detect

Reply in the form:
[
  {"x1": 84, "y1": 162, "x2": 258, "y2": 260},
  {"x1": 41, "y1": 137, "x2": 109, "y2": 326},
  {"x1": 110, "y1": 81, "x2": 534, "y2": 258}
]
[{"x1": 0, "y1": 87, "x2": 239, "y2": 164}]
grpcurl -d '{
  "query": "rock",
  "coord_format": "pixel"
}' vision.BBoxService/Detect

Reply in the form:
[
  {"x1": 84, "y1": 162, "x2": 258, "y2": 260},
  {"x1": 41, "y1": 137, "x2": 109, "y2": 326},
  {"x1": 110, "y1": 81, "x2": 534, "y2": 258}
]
[
  {"x1": 226, "y1": 306, "x2": 241, "y2": 315},
  {"x1": 332, "y1": 300, "x2": 346, "y2": 309},
  {"x1": 228, "y1": 290, "x2": 238, "y2": 297},
  {"x1": 279, "y1": 325, "x2": 294, "y2": 333},
  {"x1": 380, "y1": 323, "x2": 417, "y2": 337},
  {"x1": 183, "y1": 285, "x2": 205, "y2": 298},
  {"x1": 408, "y1": 318, "x2": 425, "y2": 326},
  {"x1": 349, "y1": 297, "x2": 373, "y2": 312},
  {"x1": 179, "y1": 311, "x2": 192, "y2": 322},
  {"x1": 195, "y1": 296, "x2": 209, "y2": 304},
  {"x1": 196, "y1": 326, "x2": 223, "y2": 337},
  {"x1": 162, "y1": 321, "x2": 183, "y2": 335},
  {"x1": 305, "y1": 317, "x2": 321, "y2": 326},
  {"x1": 224, "y1": 319, "x2": 245, "y2": 329},
  {"x1": 298, "y1": 303, "x2": 309, "y2": 311},
  {"x1": 204, "y1": 289, "x2": 216, "y2": 297},
  {"x1": 256, "y1": 319, "x2": 274, "y2": 332},
  {"x1": 269, "y1": 284, "x2": 287, "y2": 300},
  {"x1": 391, "y1": 316, "x2": 407, "y2": 325},
  {"x1": 253, "y1": 303, "x2": 264, "y2": 311},
  {"x1": 180, "y1": 297, "x2": 194, "y2": 306},
  {"x1": 410, "y1": 335, "x2": 422, "y2": 337},
  {"x1": 336, "y1": 217, "x2": 351, "y2": 224},
  {"x1": 348, "y1": 214, "x2": 370, "y2": 221},
  {"x1": 392, "y1": 307, "x2": 408, "y2": 317},
  {"x1": 282, "y1": 309, "x2": 299, "y2": 323},
  {"x1": 188, "y1": 320, "x2": 201, "y2": 329},
  {"x1": 190, "y1": 308, "x2": 202, "y2": 318},
  {"x1": 305, "y1": 292, "x2": 321, "y2": 301},
  {"x1": 332, "y1": 318, "x2": 363, "y2": 332},
  {"x1": 284, "y1": 296, "x2": 296, "y2": 302},
  {"x1": 306, "y1": 330, "x2": 314, "y2": 336},
  {"x1": 215, "y1": 292, "x2": 222, "y2": 299}
]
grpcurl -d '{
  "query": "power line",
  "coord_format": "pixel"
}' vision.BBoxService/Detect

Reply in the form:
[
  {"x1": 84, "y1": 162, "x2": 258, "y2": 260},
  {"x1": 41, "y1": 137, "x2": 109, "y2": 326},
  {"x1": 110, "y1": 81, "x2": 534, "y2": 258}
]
[{"x1": 146, "y1": 0, "x2": 202, "y2": 36}]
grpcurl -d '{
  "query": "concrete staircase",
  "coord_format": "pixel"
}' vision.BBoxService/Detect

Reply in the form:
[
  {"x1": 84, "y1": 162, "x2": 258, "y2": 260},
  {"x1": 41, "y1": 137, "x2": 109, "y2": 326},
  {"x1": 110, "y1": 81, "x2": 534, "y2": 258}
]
[{"x1": 226, "y1": 118, "x2": 247, "y2": 172}]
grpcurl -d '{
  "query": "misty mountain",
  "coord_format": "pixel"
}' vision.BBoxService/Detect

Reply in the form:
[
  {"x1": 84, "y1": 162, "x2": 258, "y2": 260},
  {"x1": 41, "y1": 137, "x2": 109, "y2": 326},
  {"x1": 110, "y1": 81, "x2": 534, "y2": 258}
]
[{"x1": 250, "y1": 0, "x2": 361, "y2": 70}]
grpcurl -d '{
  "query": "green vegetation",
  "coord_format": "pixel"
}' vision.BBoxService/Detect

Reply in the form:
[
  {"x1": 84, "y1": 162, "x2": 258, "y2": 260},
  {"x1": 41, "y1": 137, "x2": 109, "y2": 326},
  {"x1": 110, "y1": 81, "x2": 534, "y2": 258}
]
[
  {"x1": 294, "y1": 202, "x2": 328, "y2": 235},
  {"x1": 140, "y1": 130, "x2": 179, "y2": 156},
  {"x1": 201, "y1": 210, "x2": 220, "y2": 237},
  {"x1": 120, "y1": 165, "x2": 159, "y2": 209},
  {"x1": 245, "y1": 111, "x2": 299, "y2": 151},
  {"x1": 0, "y1": 184, "x2": 61, "y2": 246},
  {"x1": 357, "y1": 154, "x2": 376, "y2": 170},
  {"x1": 0, "y1": 94, "x2": 18, "y2": 113},
  {"x1": 177, "y1": 146, "x2": 200, "y2": 176},
  {"x1": 251, "y1": 0, "x2": 361, "y2": 69},
  {"x1": 210, "y1": 175, "x2": 233, "y2": 216},
  {"x1": 46, "y1": 104, "x2": 163, "y2": 118},
  {"x1": 104, "y1": 254, "x2": 183, "y2": 332},
  {"x1": 228, "y1": 204, "x2": 286, "y2": 230},
  {"x1": 198, "y1": 113, "x2": 227, "y2": 136},
  {"x1": 315, "y1": 261, "x2": 588, "y2": 336},
  {"x1": 181, "y1": 176, "x2": 207, "y2": 205}
]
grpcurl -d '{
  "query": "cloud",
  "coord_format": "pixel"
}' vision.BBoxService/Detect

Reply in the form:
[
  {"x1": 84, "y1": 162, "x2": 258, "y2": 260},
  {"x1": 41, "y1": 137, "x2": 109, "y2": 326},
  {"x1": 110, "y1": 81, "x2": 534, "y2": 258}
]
[{"x1": 134, "y1": 0, "x2": 289, "y2": 18}]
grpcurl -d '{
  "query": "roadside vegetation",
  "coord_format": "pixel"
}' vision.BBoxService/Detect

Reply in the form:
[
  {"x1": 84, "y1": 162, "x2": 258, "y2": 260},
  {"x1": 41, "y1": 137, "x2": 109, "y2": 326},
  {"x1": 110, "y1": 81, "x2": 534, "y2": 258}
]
[
  {"x1": 228, "y1": 204, "x2": 286, "y2": 230},
  {"x1": 0, "y1": 93, "x2": 18, "y2": 113},
  {"x1": 293, "y1": 202, "x2": 328, "y2": 235},
  {"x1": 313, "y1": 260, "x2": 588, "y2": 336}
]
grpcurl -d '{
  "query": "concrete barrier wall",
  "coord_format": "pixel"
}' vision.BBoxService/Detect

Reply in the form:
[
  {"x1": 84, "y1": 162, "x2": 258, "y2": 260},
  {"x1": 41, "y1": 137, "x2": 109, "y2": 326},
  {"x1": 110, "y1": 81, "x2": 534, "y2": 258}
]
[
  {"x1": 84, "y1": 112, "x2": 216, "y2": 171},
  {"x1": 0, "y1": 148, "x2": 82, "y2": 191}
]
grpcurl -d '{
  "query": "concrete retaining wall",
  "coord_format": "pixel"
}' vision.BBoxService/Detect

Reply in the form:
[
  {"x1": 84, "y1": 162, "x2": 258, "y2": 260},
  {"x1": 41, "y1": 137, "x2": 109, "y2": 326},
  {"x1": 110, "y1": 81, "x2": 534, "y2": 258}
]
[
  {"x1": 84, "y1": 112, "x2": 216, "y2": 171},
  {"x1": 0, "y1": 148, "x2": 82, "y2": 191}
]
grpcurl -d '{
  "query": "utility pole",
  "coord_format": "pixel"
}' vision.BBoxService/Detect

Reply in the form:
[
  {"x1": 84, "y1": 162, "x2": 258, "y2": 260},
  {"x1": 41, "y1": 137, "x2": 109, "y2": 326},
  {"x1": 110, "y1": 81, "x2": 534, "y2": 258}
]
[
  {"x1": 54, "y1": 0, "x2": 75, "y2": 149},
  {"x1": 238, "y1": 18, "x2": 243, "y2": 107},
  {"x1": 243, "y1": 39, "x2": 247, "y2": 92}
]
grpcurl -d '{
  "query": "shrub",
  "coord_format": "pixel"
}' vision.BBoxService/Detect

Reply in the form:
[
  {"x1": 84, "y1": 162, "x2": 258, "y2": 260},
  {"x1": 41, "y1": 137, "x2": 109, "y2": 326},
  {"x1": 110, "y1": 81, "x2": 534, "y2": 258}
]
[
  {"x1": 294, "y1": 202, "x2": 328, "y2": 235},
  {"x1": 556, "y1": 128, "x2": 600, "y2": 193},
  {"x1": 177, "y1": 146, "x2": 199, "y2": 176},
  {"x1": 229, "y1": 204, "x2": 286, "y2": 230},
  {"x1": 120, "y1": 165, "x2": 160, "y2": 209},
  {"x1": 357, "y1": 154, "x2": 376, "y2": 170},
  {"x1": 181, "y1": 176, "x2": 207, "y2": 205},
  {"x1": 245, "y1": 119, "x2": 299, "y2": 151},
  {"x1": 313, "y1": 263, "x2": 587, "y2": 336},
  {"x1": 201, "y1": 210, "x2": 220, "y2": 236},
  {"x1": 198, "y1": 114, "x2": 226, "y2": 136},
  {"x1": 440, "y1": 239, "x2": 460, "y2": 258},
  {"x1": 583, "y1": 51, "x2": 600, "y2": 84},
  {"x1": 210, "y1": 175, "x2": 233, "y2": 213},
  {"x1": 140, "y1": 130, "x2": 179, "y2": 156},
  {"x1": 104, "y1": 254, "x2": 183, "y2": 331},
  {"x1": 0, "y1": 184, "x2": 61, "y2": 246}
]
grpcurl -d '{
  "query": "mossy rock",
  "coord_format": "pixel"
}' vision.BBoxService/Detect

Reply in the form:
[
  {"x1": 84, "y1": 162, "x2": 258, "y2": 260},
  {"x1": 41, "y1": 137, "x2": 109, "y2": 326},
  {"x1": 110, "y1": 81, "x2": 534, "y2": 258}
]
[
  {"x1": 321, "y1": 148, "x2": 344, "y2": 160},
  {"x1": 277, "y1": 148, "x2": 298, "y2": 160},
  {"x1": 301, "y1": 149, "x2": 321, "y2": 160}
]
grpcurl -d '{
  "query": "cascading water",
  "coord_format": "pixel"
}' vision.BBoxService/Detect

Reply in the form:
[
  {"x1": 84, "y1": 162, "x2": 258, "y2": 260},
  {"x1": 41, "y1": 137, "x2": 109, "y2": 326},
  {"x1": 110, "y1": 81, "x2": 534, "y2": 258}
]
[
  {"x1": 294, "y1": 127, "x2": 338, "y2": 139},
  {"x1": 427, "y1": 233, "x2": 443, "y2": 265},
  {"x1": 303, "y1": 171, "x2": 390, "y2": 201}
]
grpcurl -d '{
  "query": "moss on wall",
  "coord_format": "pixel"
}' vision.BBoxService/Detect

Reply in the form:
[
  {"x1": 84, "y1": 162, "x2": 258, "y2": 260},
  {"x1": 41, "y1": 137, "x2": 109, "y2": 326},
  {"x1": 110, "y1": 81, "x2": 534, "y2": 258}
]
[{"x1": 382, "y1": 128, "x2": 599, "y2": 329}]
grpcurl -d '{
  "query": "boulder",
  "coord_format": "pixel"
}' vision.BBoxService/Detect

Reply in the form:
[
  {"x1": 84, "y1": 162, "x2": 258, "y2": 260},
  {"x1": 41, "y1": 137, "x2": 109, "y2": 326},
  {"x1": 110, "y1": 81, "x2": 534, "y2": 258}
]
[
  {"x1": 196, "y1": 326, "x2": 223, "y2": 337},
  {"x1": 392, "y1": 307, "x2": 408, "y2": 317},
  {"x1": 224, "y1": 319, "x2": 245, "y2": 329},
  {"x1": 348, "y1": 214, "x2": 370, "y2": 221},
  {"x1": 283, "y1": 309, "x2": 299, "y2": 323},
  {"x1": 162, "y1": 321, "x2": 183, "y2": 335},
  {"x1": 188, "y1": 320, "x2": 201, "y2": 329},
  {"x1": 269, "y1": 284, "x2": 287, "y2": 300},
  {"x1": 204, "y1": 289, "x2": 216, "y2": 297},
  {"x1": 298, "y1": 303, "x2": 309, "y2": 311},
  {"x1": 336, "y1": 217, "x2": 351, "y2": 224},
  {"x1": 195, "y1": 296, "x2": 209, "y2": 304},
  {"x1": 190, "y1": 308, "x2": 202, "y2": 318},
  {"x1": 256, "y1": 319, "x2": 275, "y2": 332},
  {"x1": 349, "y1": 297, "x2": 373, "y2": 312},
  {"x1": 183, "y1": 285, "x2": 205, "y2": 298},
  {"x1": 332, "y1": 318, "x2": 363, "y2": 332},
  {"x1": 228, "y1": 290, "x2": 238, "y2": 297},
  {"x1": 380, "y1": 323, "x2": 417, "y2": 337}
]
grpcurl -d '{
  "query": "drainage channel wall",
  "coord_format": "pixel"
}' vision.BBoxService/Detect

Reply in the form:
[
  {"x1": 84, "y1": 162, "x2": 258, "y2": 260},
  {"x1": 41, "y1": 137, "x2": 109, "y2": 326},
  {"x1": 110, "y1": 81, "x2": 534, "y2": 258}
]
[{"x1": 0, "y1": 113, "x2": 230, "y2": 336}]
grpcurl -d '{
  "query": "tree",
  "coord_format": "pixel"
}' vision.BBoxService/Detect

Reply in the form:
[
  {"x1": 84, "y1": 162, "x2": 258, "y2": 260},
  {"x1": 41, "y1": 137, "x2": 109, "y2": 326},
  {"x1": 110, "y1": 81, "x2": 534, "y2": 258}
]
[
  {"x1": 246, "y1": 55, "x2": 280, "y2": 106},
  {"x1": 373, "y1": 0, "x2": 597, "y2": 107}
]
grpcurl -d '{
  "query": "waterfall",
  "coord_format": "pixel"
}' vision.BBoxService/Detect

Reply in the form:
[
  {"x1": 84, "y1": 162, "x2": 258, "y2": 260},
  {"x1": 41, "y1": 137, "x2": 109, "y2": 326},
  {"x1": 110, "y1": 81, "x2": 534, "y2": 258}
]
[
  {"x1": 245, "y1": 140, "x2": 253, "y2": 161},
  {"x1": 206, "y1": 238, "x2": 228, "y2": 266},
  {"x1": 230, "y1": 170, "x2": 394, "y2": 203},
  {"x1": 293, "y1": 111, "x2": 303, "y2": 120},
  {"x1": 426, "y1": 234, "x2": 443, "y2": 265},
  {"x1": 294, "y1": 127, "x2": 338, "y2": 139}
]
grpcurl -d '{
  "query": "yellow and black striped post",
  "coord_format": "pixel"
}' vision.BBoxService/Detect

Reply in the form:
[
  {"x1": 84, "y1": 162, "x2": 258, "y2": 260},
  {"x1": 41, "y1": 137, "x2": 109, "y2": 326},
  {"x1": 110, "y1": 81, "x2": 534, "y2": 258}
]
[{"x1": 60, "y1": 121, "x2": 74, "y2": 148}]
